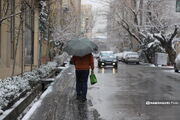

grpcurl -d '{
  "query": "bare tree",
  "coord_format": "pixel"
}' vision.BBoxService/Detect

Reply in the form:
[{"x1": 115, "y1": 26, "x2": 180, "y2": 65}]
[{"x1": 108, "y1": 0, "x2": 179, "y2": 64}]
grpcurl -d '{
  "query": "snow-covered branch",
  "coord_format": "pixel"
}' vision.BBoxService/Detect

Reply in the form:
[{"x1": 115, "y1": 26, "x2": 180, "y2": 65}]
[{"x1": 169, "y1": 26, "x2": 178, "y2": 43}]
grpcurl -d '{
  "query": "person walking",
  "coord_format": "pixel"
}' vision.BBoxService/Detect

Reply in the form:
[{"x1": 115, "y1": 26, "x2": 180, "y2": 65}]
[{"x1": 71, "y1": 53, "x2": 94, "y2": 102}]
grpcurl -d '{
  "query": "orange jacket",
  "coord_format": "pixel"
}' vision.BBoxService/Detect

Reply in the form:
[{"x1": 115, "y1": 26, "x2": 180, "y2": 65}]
[{"x1": 71, "y1": 54, "x2": 94, "y2": 70}]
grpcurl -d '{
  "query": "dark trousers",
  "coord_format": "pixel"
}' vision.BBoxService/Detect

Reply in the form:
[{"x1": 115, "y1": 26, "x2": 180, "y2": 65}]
[{"x1": 75, "y1": 70, "x2": 89, "y2": 98}]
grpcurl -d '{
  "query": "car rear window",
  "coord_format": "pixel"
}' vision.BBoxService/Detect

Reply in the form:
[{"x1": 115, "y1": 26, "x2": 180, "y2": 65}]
[
  {"x1": 126, "y1": 53, "x2": 139, "y2": 57},
  {"x1": 101, "y1": 53, "x2": 113, "y2": 57}
]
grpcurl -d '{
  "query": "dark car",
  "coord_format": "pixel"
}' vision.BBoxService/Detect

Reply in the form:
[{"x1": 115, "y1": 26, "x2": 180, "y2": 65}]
[{"x1": 98, "y1": 51, "x2": 118, "y2": 69}]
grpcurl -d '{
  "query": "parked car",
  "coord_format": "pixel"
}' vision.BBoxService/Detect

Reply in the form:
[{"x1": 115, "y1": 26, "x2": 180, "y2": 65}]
[
  {"x1": 123, "y1": 52, "x2": 140, "y2": 64},
  {"x1": 98, "y1": 51, "x2": 118, "y2": 69},
  {"x1": 115, "y1": 52, "x2": 123, "y2": 61},
  {"x1": 122, "y1": 51, "x2": 133, "y2": 62},
  {"x1": 174, "y1": 53, "x2": 180, "y2": 72}
]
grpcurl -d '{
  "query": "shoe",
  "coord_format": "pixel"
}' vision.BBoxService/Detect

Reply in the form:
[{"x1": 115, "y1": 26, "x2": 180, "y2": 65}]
[
  {"x1": 81, "y1": 97, "x2": 87, "y2": 102},
  {"x1": 76, "y1": 96, "x2": 81, "y2": 100}
]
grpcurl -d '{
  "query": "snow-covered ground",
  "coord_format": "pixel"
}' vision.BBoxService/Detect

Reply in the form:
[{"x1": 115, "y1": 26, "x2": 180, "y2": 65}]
[
  {"x1": 149, "y1": 63, "x2": 180, "y2": 75},
  {"x1": 149, "y1": 64, "x2": 174, "y2": 69},
  {"x1": 163, "y1": 69, "x2": 180, "y2": 75}
]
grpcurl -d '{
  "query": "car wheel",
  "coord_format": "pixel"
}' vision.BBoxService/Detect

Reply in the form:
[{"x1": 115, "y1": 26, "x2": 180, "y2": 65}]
[
  {"x1": 98, "y1": 62, "x2": 101, "y2": 68},
  {"x1": 175, "y1": 69, "x2": 178, "y2": 72},
  {"x1": 136, "y1": 62, "x2": 139, "y2": 64},
  {"x1": 174, "y1": 64, "x2": 178, "y2": 72},
  {"x1": 114, "y1": 64, "x2": 118, "y2": 69}
]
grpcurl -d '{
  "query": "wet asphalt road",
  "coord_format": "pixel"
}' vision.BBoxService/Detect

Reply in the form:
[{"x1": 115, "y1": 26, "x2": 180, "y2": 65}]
[{"x1": 88, "y1": 61, "x2": 180, "y2": 120}]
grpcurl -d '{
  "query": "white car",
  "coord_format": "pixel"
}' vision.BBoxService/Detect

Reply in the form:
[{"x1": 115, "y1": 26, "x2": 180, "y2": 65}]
[
  {"x1": 124, "y1": 52, "x2": 140, "y2": 64},
  {"x1": 115, "y1": 52, "x2": 123, "y2": 61},
  {"x1": 122, "y1": 51, "x2": 133, "y2": 62},
  {"x1": 174, "y1": 53, "x2": 180, "y2": 72}
]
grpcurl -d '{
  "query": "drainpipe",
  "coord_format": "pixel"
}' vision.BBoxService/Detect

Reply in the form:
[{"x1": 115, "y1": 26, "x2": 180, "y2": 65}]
[{"x1": 39, "y1": 34, "x2": 42, "y2": 67}]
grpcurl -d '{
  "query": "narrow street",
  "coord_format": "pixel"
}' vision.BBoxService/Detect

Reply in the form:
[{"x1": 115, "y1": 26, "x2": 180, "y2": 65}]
[{"x1": 89, "y1": 60, "x2": 180, "y2": 120}]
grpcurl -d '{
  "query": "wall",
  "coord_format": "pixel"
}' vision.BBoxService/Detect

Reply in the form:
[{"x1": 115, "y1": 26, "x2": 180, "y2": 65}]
[
  {"x1": 0, "y1": 0, "x2": 22, "y2": 78},
  {"x1": 0, "y1": 0, "x2": 39, "y2": 79},
  {"x1": 81, "y1": 4, "x2": 93, "y2": 39}
]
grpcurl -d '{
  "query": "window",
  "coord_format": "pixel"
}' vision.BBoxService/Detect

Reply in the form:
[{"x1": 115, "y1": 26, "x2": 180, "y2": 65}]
[
  {"x1": 24, "y1": 3, "x2": 34, "y2": 65},
  {"x1": 6, "y1": 0, "x2": 15, "y2": 59},
  {"x1": 176, "y1": 0, "x2": 180, "y2": 12}
]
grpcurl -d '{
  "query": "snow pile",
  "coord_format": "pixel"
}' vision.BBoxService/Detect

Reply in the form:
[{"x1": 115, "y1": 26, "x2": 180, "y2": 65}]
[
  {"x1": 0, "y1": 61, "x2": 57, "y2": 112},
  {"x1": 36, "y1": 62, "x2": 57, "y2": 78},
  {"x1": 54, "y1": 52, "x2": 69, "y2": 65},
  {"x1": 0, "y1": 76, "x2": 30, "y2": 111},
  {"x1": 149, "y1": 64, "x2": 156, "y2": 67}
]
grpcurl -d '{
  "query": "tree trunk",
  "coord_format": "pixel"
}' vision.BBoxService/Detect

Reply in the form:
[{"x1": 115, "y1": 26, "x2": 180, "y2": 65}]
[
  {"x1": 165, "y1": 46, "x2": 176, "y2": 65},
  {"x1": 144, "y1": 51, "x2": 152, "y2": 63}
]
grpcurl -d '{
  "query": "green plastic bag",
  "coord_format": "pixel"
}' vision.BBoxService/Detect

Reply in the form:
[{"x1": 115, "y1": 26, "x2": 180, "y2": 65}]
[{"x1": 90, "y1": 74, "x2": 97, "y2": 85}]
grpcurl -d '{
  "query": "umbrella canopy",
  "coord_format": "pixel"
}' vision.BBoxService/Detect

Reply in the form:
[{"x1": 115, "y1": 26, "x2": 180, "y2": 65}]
[{"x1": 64, "y1": 38, "x2": 98, "y2": 56}]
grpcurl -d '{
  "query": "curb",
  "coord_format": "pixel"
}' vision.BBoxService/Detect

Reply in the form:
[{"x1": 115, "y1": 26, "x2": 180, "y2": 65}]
[{"x1": 1, "y1": 84, "x2": 42, "y2": 120}]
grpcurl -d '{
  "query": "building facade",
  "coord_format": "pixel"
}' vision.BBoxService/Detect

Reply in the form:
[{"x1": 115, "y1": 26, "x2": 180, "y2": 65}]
[
  {"x1": 0, "y1": 0, "x2": 40, "y2": 78},
  {"x1": 81, "y1": 4, "x2": 93, "y2": 39},
  {"x1": 0, "y1": 0, "x2": 82, "y2": 79}
]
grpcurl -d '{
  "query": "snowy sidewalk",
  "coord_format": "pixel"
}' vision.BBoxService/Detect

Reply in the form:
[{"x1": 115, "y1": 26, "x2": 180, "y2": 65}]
[{"x1": 22, "y1": 66, "x2": 100, "y2": 120}]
